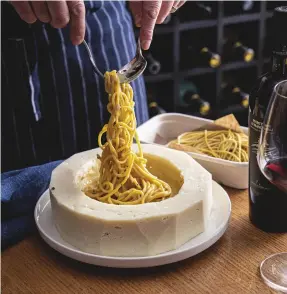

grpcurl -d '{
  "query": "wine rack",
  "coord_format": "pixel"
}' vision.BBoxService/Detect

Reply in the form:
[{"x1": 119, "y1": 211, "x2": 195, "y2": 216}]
[{"x1": 133, "y1": 1, "x2": 277, "y2": 125}]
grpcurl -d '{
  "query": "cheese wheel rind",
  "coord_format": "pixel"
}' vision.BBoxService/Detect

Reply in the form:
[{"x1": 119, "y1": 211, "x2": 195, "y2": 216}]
[{"x1": 50, "y1": 144, "x2": 212, "y2": 257}]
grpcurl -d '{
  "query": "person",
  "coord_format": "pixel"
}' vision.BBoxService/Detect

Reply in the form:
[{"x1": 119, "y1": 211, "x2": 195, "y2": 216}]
[
  {"x1": 2, "y1": 0, "x2": 185, "y2": 172},
  {"x1": 1, "y1": 0, "x2": 186, "y2": 250}
]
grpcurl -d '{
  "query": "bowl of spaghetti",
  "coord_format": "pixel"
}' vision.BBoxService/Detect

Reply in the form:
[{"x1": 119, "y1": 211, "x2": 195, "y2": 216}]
[{"x1": 137, "y1": 113, "x2": 248, "y2": 189}]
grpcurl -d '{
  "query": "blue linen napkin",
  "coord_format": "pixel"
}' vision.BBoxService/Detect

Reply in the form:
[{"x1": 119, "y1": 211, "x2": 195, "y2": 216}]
[{"x1": 1, "y1": 160, "x2": 62, "y2": 250}]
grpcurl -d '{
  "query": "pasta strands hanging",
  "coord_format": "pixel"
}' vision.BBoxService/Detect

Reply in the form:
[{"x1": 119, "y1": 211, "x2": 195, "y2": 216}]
[{"x1": 83, "y1": 71, "x2": 172, "y2": 205}]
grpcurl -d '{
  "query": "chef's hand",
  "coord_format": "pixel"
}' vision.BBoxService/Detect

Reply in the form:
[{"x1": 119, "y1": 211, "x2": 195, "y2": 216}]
[
  {"x1": 129, "y1": 0, "x2": 186, "y2": 50},
  {"x1": 10, "y1": 0, "x2": 85, "y2": 45}
]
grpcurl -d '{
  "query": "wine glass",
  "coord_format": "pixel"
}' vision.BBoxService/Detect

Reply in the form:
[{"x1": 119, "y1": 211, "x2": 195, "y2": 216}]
[
  {"x1": 258, "y1": 80, "x2": 287, "y2": 193},
  {"x1": 257, "y1": 79, "x2": 287, "y2": 292}
]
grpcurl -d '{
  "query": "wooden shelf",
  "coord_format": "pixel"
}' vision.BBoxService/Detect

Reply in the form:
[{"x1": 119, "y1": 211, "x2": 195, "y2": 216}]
[
  {"x1": 221, "y1": 60, "x2": 258, "y2": 71},
  {"x1": 179, "y1": 19, "x2": 217, "y2": 31},
  {"x1": 144, "y1": 73, "x2": 173, "y2": 83},
  {"x1": 144, "y1": 60, "x2": 260, "y2": 82}
]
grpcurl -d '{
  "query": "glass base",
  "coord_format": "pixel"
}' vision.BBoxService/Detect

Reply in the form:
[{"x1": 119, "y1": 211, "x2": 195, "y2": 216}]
[{"x1": 260, "y1": 252, "x2": 287, "y2": 293}]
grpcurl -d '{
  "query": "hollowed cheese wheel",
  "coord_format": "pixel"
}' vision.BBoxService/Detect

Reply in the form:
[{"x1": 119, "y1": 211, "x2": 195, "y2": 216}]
[{"x1": 50, "y1": 144, "x2": 213, "y2": 257}]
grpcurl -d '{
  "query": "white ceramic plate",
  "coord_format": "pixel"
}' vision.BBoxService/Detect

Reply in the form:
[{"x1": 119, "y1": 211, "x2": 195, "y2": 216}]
[{"x1": 35, "y1": 181, "x2": 231, "y2": 268}]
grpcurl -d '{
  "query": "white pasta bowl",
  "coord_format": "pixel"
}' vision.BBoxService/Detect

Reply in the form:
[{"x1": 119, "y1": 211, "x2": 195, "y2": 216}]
[{"x1": 137, "y1": 113, "x2": 248, "y2": 189}]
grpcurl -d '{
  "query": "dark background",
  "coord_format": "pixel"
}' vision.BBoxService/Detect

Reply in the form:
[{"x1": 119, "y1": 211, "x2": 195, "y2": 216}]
[{"x1": 140, "y1": 1, "x2": 283, "y2": 127}]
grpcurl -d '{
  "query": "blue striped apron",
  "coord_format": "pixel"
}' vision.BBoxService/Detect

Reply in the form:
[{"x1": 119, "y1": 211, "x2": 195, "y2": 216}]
[{"x1": 1, "y1": 1, "x2": 148, "y2": 172}]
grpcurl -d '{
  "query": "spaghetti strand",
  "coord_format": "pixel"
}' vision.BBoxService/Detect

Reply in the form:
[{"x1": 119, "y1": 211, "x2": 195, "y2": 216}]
[{"x1": 83, "y1": 71, "x2": 172, "y2": 204}]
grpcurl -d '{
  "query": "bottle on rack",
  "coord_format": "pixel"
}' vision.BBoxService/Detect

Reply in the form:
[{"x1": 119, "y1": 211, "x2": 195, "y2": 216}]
[
  {"x1": 144, "y1": 52, "x2": 161, "y2": 75},
  {"x1": 194, "y1": 1, "x2": 213, "y2": 17},
  {"x1": 224, "y1": 40, "x2": 255, "y2": 63},
  {"x1": 179, "y1": 81, "x2": 211, "y2": 116},
  {"x1": 266, "y1": 1, "x2": 285, "y2": 11},
  {"x1": 223, "y1": 30, "x2": 255, "y2": 63},
  {"x1": 224, "y1": 1, "x2": 255, "y2": 15},
  {"x1": 184, "y1": 45, "x2": 221, "y2": 68},
  {"x1": 147, "y1": 87, "x2": 166, "y2": 118},
  {"x1": 220, "y1": 83, "x2": 249, "y2": 109},
  {"x1": 242, "y1": 0, "x2": 254, "y2": 11},
  {"x1": 178, "y1": 1, "x2": 214, "y2": 22},
  {"x1": 249, "y1": 6, "x2": 287, "y2": 232},
  {"x1": 233, "y1": 41, "x2": 254, "y2": 62}
]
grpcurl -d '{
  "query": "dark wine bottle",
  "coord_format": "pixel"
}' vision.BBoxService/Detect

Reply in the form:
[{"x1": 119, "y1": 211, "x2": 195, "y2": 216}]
[
  {"x1": 148, "y1": 102, "x2": 166, "y2": 117},
  {"x1": 233, "y1": 41, "x2": 255, "y2": 62},
  {"x1": 144, "y1": 52, "x2": 161, "y2": 75},
  {"x1": 221, "y1": 83, "x2": 249, "y2": 108},
  {"x1": 223, "y1": 30, "x2": 255, "y2": 63},
  {"x1": 224, "y1": 40, "x2": 254, "y2": 63},
  {"x1": 267, "y1": 1, "x2": 285, "y2": 11},
  {"x1": 185, "y1": 45, "x2": 221, "y2": 68},
  {"x1": 224, "y1": 1, "x2": 255, "y2": 15},
  {"x1": 200, "y1": 47, "x2": 221, "y2": 68},
  {"x1": 195, "y1": 2, "x2": 213, "y2": 17},
  {"x1": 179, "y1": 82, "x2": 210, "y2": 116},
  {"x1": 147, "y1": 88, "x2": 166, "y2": 118},
  {"x1": 178, "y1": 1, "x2": 214, "y2": 22},
  {"x1": 242, "y1": 0, "x2": 254, "y2": 11},
  {"x1": 249, "y1": 6, "x2": 287, "y2": 232}
]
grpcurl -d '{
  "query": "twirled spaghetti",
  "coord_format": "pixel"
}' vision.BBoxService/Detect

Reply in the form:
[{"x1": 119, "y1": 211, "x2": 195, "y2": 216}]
[
  {"x1": 83, "y1": 71, "x2": 172, "y2": 205},
  {"x1": 169, "y1": 130, "x2": 248, "y2": 162}
]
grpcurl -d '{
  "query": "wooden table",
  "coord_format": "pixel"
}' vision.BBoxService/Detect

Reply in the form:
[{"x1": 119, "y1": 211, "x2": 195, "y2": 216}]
[{"x1": 2, "y1": 188, "x2": 287, "y2": 294}]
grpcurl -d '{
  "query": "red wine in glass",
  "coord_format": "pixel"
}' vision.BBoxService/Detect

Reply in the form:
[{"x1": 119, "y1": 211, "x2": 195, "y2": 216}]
[{"x1": 264, "y1": 157, "x2": 287, "y2": 192}]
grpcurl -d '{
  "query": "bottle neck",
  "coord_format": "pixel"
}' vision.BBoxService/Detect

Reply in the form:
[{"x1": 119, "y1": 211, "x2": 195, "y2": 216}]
[{"x1": 271, "y1": 53, "x2": 287, "y2": 76}]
